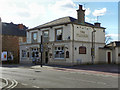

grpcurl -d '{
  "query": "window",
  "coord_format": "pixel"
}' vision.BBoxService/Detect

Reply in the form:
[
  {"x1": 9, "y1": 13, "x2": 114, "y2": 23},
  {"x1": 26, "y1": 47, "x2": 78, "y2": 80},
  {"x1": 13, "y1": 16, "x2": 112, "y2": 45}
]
[
  {"x1": 79, "y1": 46, "x2": 86, "y2": 54},
  {"x1": 8, "y1": 51, "x2": 14, "y2": 60},
  {"x1": 54, "y1": 46, "x2": 64, "y2": 59},
  {"x1": 19, "y1": 37, "x2": 23, "y2": 43},
  {"x1": 22, "y1": 50, "x2": 27, "y2": 57},
  {"x1": 66, "y1": 51, "x2": 69, "y2": 58},
  {"x1": 31, "y1": 48, "x2": 39, "y2": 57},
  {"x1": 56, "y1": 29, "x2": 63, "y2": 41},
  {"x1": 32, "y1": 32, "x2": 37, "y2": 43},
  {"x1": 43, "y1": 31, "x2": 49, "y2": 42}
]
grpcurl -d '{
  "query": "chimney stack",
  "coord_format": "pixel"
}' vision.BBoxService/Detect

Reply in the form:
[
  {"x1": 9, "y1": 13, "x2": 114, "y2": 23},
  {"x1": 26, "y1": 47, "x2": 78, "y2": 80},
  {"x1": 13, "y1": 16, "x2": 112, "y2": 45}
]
[
  {"x1": 76, "y1": 5, "x2": 85, "y2": 24},
  {"x1": 18, "y1": 24, "x2": 24, "y2": 30},
  {"x1": 94, "y1": 22, "x2": 101, "y2": 27}
]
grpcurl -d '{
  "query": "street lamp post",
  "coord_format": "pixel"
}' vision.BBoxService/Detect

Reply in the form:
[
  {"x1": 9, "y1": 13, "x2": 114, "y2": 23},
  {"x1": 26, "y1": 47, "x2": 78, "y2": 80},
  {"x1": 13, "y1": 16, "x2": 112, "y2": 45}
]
[
  {"x1": 91, "y1": 28, "x2": 96, "y2": 64},
  {"x1": 40, "y1": 35, "x2": 43, "y2": 67}
]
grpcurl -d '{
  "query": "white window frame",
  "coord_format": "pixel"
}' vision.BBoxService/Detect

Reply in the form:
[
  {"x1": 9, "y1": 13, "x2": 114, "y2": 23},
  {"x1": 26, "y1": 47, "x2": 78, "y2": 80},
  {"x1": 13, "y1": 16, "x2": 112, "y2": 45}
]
[
  {"x1": 22, "y1": 50, "x2": 27, "y2": 58},
  {"x1": 55, "y1": 28, "x2": 63, "y2": 41},
  {"x1": 54, "y1": 46, "x2": 64, "y2": 59}
]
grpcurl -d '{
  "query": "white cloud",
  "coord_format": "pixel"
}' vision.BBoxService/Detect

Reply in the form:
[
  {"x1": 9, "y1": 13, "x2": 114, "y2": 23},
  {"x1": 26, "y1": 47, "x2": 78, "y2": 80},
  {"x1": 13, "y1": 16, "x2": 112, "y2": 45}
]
[
  {"x1": 83, "y1": 7, "x2": 91, "y2": 16},
  {"x1": 105, "y1": 34, "x2": 118, "y2": 37},
  {"x1": 85, "y1": 8, "x2": 91, "y2": 15},
  {"x1": 0, "y1": 0, "x2": 77, "y2": 28},
  {"x1": 105, "y1": 34, "x2": 119, "y2": 41},
  {"x1": 92, "y1": 8, "x2": 107, "y2": 16},
  {"x1": 48, "y1": 0, "x2": 77, "y2": 19},
  {"x1": 85, "y1": 17, "x2": 97, "y2": 22}
]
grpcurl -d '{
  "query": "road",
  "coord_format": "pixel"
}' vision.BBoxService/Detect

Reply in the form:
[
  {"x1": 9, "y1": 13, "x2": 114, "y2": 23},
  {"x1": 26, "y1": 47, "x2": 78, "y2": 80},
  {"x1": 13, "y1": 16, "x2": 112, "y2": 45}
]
[{"x1": 1, "y1": 65, "x2": 118, "y2": 89}]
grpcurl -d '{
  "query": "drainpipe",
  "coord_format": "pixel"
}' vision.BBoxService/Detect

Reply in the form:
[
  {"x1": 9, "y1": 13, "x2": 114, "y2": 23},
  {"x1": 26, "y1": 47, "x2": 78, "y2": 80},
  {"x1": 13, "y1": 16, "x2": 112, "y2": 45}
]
[
  {"x1": 72, "y1": 23, "x2": 74, "y2": 66},
  {"x1": 91, "y1": 27, "x2": 96, "y2": 64}
]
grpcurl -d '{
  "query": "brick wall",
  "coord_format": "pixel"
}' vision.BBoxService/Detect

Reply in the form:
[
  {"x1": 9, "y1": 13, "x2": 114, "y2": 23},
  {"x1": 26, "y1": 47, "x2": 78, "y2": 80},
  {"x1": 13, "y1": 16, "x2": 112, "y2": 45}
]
[{"x1": 2, "y1": 35, "x2": 26, "y2": 64}]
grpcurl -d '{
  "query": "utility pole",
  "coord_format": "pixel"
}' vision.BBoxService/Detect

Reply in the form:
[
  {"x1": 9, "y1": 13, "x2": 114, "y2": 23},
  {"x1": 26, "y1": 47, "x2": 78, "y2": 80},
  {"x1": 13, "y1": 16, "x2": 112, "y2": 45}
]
[{"x1": 40, "y1": 35, "x2": 43, "y2": 67}]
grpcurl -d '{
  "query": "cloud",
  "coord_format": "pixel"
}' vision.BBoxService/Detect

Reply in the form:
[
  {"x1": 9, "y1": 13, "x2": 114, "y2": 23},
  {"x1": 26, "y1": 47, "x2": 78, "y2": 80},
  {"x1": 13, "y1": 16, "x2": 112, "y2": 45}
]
[
  {"x1": 85, "y1": 17, "x2": 97, "y2": 22},
  {"x1": 82, "y1": 7, "x2": 91, "y2": 16},
  {"x1": 85, "y1": 8, "x2": 91, "y2": 15},
  {"x1": 48, "y1": 0, "x2": 77, "y2": 19},
  {"x1": 0, "y1": 0, "x2": 78, "y2": 28},
  {"x1": 92, "y1": 8, "x2": 107, "y2": 16},
  {"x1": 0, "y1": 0, "x2": 47, "y2": 28},
  {"x1": 105, "y1": 34, "x2": 118, "y2": 37}
]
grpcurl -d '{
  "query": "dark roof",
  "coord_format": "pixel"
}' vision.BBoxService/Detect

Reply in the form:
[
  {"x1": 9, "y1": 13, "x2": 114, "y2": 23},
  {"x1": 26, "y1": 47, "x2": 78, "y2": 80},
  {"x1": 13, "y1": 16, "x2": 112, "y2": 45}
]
[
  {"x1": 2, "y1": 22, "x2": 28, "y2": 36},
  {"x1": 106, "y1": 41, "x2": 120, "y2": 47},
  {"x1": 115, "y1": 41, "x2": 120, "y2": 46},
  {"x1": 29, "y1": 16, "x2": 105, "y2": 30}
]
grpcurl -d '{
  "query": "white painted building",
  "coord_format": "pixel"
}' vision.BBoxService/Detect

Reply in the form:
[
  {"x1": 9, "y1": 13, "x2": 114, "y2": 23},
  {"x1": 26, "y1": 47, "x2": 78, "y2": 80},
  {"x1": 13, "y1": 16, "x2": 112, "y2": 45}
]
[
  {"x1": 99, "y1": 41, "x2": 120, "y2": 64},
  {"x1": 20, "y1": 5, "x2": 106, "y2": 65}
]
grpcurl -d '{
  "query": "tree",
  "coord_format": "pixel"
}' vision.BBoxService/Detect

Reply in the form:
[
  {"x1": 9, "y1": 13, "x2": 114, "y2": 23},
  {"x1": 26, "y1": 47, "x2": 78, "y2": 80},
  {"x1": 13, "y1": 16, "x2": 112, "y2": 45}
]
[{"x1": 105, "y1": 32, "x2": 112, "y2": 44}]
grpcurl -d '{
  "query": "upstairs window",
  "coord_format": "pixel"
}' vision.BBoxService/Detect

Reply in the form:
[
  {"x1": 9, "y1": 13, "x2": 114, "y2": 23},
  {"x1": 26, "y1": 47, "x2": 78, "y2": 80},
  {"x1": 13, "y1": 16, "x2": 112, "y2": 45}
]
[
  {"x1": 79, "y1": 46, "x2": 86, "y2": 54},
  {"x1": 32, "y1": 32, "x2": 37, "y2": 43},
  {"x1": 43, "y1": 30, "x2": 49, "y2": 42},
  {"x1": 56, "y1": 29, "x2": 63, "y2": 41}
]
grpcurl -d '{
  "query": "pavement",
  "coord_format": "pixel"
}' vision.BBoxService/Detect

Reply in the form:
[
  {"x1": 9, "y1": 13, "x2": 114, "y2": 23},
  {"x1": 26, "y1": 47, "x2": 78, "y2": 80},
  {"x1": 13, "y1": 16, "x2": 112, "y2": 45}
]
[{"x1": 2, "y1": 63, "x2": 119, "y2": 75}]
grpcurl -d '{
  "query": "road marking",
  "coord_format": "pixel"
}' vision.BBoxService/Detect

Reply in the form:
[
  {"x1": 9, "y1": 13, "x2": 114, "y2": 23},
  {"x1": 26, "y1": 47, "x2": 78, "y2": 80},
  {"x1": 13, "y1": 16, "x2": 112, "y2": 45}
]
[
  {"x1": 33, "y1": 86, "x2": 40, "y2": 88},
  {"x1": 11, "y1": 79, "x2": 18, "y2": 88},
  {"x1": 1, "y1": 77, "x2": 8, "y2": 88},
  {"x1": 7, "y1": 80, "x2": 14, "y2": 88},
  {"x1": 21, "y1": 83, "x2": 28, "y2": 86}
]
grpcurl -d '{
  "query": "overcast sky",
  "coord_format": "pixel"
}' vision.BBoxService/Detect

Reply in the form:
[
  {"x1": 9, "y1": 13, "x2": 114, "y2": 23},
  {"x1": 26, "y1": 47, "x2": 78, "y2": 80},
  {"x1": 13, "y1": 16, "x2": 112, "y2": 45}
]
[{"x1": 0, "y1": 0, "x2": 119, "y2": 42}]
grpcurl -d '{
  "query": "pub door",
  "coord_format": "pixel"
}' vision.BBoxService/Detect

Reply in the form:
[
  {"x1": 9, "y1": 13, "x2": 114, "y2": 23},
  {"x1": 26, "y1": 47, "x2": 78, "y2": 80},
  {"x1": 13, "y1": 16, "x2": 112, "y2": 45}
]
[{"x1": 45, "y1": 51, "x2": 48, "y2": 64}]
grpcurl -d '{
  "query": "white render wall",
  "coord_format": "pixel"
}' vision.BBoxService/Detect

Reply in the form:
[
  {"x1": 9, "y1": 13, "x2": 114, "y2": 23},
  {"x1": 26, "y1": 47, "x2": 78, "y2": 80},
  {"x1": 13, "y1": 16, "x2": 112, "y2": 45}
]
[
  {"x1": 115, "y1": 47, "x2": 120, "y2": 64},
  {"x1": 20, "y1": 44, "x2": 39, "y2": 64},
  {"x1": 27, "y1": 24, "x2": 73, "y2": 43},
  {"x1": 74, "y1": 24, "x2": 105, "y2": 43},
  {"x1": 23, "y1": 23, "x2": 106, "y2": 65}
]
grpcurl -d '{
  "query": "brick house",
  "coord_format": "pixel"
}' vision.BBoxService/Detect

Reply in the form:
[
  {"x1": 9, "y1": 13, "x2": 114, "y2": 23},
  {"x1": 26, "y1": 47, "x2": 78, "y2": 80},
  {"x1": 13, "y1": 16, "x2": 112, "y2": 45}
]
[{"x1": 0, "y1": 18, "x2": 28, "y2": 64}]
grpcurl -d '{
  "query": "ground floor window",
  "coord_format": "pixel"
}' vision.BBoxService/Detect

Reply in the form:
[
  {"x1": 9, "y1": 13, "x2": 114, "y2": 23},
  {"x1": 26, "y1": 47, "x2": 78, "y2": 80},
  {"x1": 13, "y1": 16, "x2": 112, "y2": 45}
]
[
  {"x1": 54, "y1": 46, "x2": 64, "y2": 59},
  {"x1": 66, "y1": 51, "x2": 69, "y2": 58},
  {"x1": 22, "y1": 50, "x2": 27, "y2": 57},
  {"x1": 8, "y1": 51, "x2": 14, "y2": 60},
  {"x1": 79, "y1": 46, "x2": 86, "y2": 54},
  {"x1": 31, "y1": 48, "x2": 39, "y2": 57}
]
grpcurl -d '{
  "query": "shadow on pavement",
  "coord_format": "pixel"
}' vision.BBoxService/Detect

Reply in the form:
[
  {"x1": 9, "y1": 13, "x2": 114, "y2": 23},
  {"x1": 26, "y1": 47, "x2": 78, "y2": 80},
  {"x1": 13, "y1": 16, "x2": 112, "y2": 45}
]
[
  {"x1": 1, "y1": 64, "x2": 119, "y2": 74},
  {"x1": 46, "y1": 64, "x2": 119, "y2": 74}
]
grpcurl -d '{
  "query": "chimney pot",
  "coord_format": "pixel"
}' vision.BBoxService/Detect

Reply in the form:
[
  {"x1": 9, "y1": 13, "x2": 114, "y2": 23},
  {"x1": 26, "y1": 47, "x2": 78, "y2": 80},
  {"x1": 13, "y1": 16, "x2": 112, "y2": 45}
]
[
  {"x1": 94, "y1": 23, "x2": 101, "y2": 27},
  {"x1": 79, "y1": 5, "x2": 82, "y2": 10}
]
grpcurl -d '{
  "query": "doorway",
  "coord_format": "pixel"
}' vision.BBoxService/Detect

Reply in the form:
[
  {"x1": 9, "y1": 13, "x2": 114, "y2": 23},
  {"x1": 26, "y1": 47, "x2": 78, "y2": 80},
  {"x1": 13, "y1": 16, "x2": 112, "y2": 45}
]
[
  {"x1": 45, "y1": 51, "x2": 48, "y2": 64},
  {"x1": 107, "y1": 52, "x2": 111, "y2": 64}
]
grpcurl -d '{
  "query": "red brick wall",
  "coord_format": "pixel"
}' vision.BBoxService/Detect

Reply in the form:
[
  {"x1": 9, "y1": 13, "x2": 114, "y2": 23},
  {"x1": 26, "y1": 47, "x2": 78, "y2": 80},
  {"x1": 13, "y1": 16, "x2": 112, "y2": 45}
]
[{"x1": 2, "y1": 35, "x2": 26, "y2": 64}]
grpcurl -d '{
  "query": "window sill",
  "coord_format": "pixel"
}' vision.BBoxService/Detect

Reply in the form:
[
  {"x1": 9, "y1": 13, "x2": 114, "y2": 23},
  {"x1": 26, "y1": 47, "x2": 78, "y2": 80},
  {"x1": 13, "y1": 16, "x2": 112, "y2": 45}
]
[{"x1": 54, "y1": 58, "x2": 66, "y2": 61}]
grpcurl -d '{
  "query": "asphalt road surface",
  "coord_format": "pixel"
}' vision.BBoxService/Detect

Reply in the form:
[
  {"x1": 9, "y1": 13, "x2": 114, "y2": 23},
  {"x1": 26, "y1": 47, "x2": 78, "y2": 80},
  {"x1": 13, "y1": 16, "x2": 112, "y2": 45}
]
[{"x1": 1, "y1": 65, "x2": 118, "y2": 89}]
